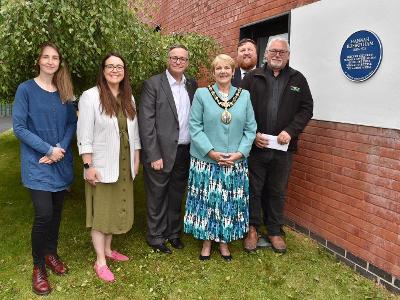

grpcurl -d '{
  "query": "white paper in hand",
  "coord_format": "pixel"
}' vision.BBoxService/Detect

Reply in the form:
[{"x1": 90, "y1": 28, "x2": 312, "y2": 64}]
[{"x1": 261, "y1": 134, "x2": 289, "y2": 152}]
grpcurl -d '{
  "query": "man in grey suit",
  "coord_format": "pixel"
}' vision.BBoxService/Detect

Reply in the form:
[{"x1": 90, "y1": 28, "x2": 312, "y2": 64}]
[{"x1": 139, "y1": 45, "x2": 197, "y2": 254}]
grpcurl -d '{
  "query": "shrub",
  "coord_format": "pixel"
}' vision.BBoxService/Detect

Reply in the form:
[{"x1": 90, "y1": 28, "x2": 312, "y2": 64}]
[{"x1": 0, "y1": 0, "x2": 219, "y2": 101}]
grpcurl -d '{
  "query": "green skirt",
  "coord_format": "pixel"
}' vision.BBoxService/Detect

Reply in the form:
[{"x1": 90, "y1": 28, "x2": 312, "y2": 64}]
[
  {"x1": 85, "y1": 176, "x2": 134, "y2": 234},
  {"x1": 85, "y1": 112, "x2": 134, "y2": 234}
]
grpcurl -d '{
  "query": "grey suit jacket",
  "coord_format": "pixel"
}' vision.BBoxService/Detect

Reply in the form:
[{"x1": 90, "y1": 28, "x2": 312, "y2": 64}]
[{"x1": 138, "y1": 71, "x2": 197, "y2": 173}]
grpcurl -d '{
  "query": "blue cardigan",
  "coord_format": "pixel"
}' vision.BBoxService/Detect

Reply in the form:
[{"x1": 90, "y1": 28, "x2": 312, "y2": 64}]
[
  {"x1": 13, "y1": 79, "x2": 77, "y2": 192},
  {"x1": 189, "y1": 84, "x2": 256, "y2": 163}
]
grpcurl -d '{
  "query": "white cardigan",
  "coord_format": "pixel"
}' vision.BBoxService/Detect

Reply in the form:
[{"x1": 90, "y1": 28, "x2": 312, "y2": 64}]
[{"x1": 77, "y1": 86, "x2": 141, "y2": 182}]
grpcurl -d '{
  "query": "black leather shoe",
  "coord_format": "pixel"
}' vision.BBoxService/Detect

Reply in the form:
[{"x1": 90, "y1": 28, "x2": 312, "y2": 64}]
[
  {"x1": 150, "y1": 243, "x2": 172, "y2": 254},
  {"x1": 199, "y1": 254, "x2": 211, "y2": 261},
  {"x1": 219, "y1": 251, "x2": 232, "y2": 262},
  {"x1": 169, "y1": 238, "x2": 184, "y2": 249}
]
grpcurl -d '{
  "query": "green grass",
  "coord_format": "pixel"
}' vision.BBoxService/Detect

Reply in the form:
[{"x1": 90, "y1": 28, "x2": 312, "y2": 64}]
[{"x1": 0, "y1": 130, "x2": 398, "y2": 300}]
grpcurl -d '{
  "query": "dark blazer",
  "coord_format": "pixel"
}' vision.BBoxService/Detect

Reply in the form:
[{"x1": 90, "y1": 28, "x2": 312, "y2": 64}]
[
  {"x1": 138, "y1": 71, "x2": 197, "y2": 172},
  {"x1": 241, "y1": 65, "x2": 313, "y2": 152},
  {"x1": 231, "y1": 67, "x2": 242, "y2": 87}
]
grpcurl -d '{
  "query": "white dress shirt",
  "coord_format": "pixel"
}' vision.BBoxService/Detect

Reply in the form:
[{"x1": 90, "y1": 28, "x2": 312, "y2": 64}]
[
  {"x1": 166, "y1": 69, "x2": 191, "y2": 145},
  {"x1": 240, "y1": 66, "x2": 256, "y2": 79}
]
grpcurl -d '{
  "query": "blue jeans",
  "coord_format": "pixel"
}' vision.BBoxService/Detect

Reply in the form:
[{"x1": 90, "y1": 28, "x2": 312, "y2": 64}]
[{"x1": 248, "y1": 150, "x2": 293, "y2": 236}]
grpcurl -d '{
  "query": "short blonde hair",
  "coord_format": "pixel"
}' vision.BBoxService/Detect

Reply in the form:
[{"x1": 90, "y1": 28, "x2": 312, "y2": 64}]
[{"x1": 211, "y1": 54, "x2": 235, "y2": 73}]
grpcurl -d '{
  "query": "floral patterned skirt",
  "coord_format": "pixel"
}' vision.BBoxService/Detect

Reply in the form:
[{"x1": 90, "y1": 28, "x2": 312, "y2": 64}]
[{"x1": 184, "y1": 157, "x2": 249, "y2": 243}]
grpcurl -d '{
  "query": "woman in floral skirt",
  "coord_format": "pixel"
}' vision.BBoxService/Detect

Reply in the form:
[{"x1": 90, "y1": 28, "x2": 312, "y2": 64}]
[{"x1": 184, "y1": 54, "x2": 256, "y2": 261}]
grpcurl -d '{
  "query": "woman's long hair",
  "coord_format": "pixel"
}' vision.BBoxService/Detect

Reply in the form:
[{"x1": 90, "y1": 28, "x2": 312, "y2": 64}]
[
  {"x1": 36, "y1": 42, "x2": 74, "y2": 103},
  {"x1": 97, "y1": 52, "x2": 135, "y2": 120}
]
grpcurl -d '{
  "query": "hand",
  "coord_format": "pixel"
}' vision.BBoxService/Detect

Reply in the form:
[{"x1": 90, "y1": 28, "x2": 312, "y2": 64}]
[
  {"x1": 134, "y1": 150, "x2": 140, "y2": 176},
  {"x1": 208, "y1": 150, "x2": 226, "y2": 162},
  {"x1": 38, "y1": 156, "x2": 54, "y2": 164},
  {"x1": 151, "y1": 159, "x2": 163, "y2": 171},
  {"x1": 223, "y1": 152, "x2": 243, "y2": 165},
  {"x1": 255, "y1": 132, "x2": 269, "y2": 148},
  {"x1": 134, "y1": 160, "x2": 140, "y2": 176},
  {"x1": 208, "y1": 150, "x2": 241, "y2": 166},
  {"x1": 48, "y1": 147, "x2": 65, "y2": 162},
  {"x1": 277, "y1": 130, "x2": 291, "y2": 145},
  {"x1": 84, "y1": 167, "x2": 101, "y2": 186}
]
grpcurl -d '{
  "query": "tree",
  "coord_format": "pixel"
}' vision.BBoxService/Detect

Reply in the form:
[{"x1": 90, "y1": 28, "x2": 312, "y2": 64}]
[{"x1": 0, "y1": 0, "x2": 218, "y2": 101}]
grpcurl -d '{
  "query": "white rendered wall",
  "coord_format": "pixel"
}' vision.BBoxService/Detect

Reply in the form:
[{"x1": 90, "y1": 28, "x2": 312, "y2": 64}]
[{"x1": 290, "y1": 0, "x2": 400, "y2": 130}]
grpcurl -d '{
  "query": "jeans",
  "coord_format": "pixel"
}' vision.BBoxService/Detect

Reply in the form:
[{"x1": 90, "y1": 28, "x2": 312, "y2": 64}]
[
  {"x1": 30, "y1": 189, "x2": 65, "y2": 267},
  {"x1": 248, "y1": 150, "x2": 293, "y2": 236}
]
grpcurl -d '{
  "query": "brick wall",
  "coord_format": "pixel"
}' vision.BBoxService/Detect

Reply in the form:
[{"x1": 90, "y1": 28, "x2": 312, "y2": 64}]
[
  {"x1": 154, "y1": 0, "x2": 316, "y2": 58},
  {"x1": 287, "y1": 120, "x2": 400, "y2": 291},
  {"x1": 150, "y1": 0, "x2": 400, "y2": 293}
]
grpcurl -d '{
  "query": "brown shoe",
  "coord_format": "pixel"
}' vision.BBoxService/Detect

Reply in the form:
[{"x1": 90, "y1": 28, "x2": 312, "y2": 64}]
[
  {"x1": 268, "y1": 235, "x2": 287, "y2": 253},
  {"x1": 32, "y1": 266, "x2": 51, "y2": 295},
  {"x1": 244, "y1": 226, "x2": 258, "y2": 252},
  {"x1": 45, "y1": 254, "x2": 68, "y2": 275}
]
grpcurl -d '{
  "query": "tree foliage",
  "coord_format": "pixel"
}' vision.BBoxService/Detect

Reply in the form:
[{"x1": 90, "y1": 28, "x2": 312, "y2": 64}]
[{"x1": 0, "y1": 0, "x2": 219, "y2": 101}]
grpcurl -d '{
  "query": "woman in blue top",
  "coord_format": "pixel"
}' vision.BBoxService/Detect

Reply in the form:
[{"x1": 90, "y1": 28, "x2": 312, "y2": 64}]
[
  {"x1": 184, "y1": 54, "x2": 256, "y2": 261},
  {"x1": 13, "y1": 42, "x2": 76, "y2": 295}
]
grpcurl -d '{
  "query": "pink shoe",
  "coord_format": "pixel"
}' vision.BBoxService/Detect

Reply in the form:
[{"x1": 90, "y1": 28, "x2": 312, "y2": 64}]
[
  {"x1": 106, "y1": 250, "x2": 129, "y2": 262},
  {"x1": 94, "y1": 263, "x2": 115, "y2": 282}
]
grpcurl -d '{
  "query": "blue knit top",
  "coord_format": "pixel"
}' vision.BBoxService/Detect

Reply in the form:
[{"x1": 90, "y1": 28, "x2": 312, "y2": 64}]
[{"x1": 13, "y1": 79, "x2": 77, "y2": 192}]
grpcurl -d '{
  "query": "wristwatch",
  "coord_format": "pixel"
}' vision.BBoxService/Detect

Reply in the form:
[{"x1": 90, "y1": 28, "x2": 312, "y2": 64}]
[{"x1": 83, "y1": 163, "x2": 93, "y2": 169}]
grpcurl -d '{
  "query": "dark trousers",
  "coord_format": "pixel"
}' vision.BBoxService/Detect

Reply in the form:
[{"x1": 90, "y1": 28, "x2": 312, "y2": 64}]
[
  {"x1": 30, "y1": 189, "x2": 65, "y2": 267},
  {"x1": 143, "y1": 145, "x2": 190, "y2": 245},
  {"x1": 248, "y1": 150, "x2": 293, "y2": 236}
]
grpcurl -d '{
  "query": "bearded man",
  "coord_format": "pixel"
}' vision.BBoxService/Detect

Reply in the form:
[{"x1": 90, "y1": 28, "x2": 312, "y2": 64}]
[{"x1": 231, "y1": 38, "x2": 257, "y2": 87}]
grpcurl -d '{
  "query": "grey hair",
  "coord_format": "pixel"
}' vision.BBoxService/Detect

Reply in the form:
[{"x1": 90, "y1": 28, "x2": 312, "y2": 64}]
[{"x1": 266, "y1": 37, "x2": 290, "y2": 52}]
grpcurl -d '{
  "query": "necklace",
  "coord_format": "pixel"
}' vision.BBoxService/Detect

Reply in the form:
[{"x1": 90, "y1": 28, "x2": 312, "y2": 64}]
[
  {"x1": 207, "y1": 85, "x2": 242, "y2": 125},
  {"x1": 219, "y1": 91, "x2": 231, "y2": 124}
]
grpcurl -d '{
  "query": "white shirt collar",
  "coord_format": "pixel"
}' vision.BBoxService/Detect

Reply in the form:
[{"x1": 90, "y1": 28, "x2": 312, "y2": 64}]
[
  {"x1": 240, "y1": 66, "x2": 256, "y2": 78},
  {"x1": 166, "y1": 69, "x2": 186, "y2": 86}
]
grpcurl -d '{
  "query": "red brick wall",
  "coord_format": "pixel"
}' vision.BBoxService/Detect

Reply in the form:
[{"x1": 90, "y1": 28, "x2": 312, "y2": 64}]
[
  {"x1": 154, "y1": 0, "x2": 316, "y2": 58},
  {"x1": 287, "y1": 120, "x2": 400, "y2": 277},
  {"x1": 150, "y1": 0, "x2": 400, "y2": 282}
]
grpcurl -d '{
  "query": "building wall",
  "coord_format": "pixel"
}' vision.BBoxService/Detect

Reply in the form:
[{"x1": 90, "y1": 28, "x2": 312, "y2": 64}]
[
  {"x1": 287, "y1": 120, "x2": 400, "y2": 288},
  {"x1": 152, "y1": 0, "x2": 400, "y2": 293},
  {"x1": 290, "y1": 0, "x2": 400, "y2": 130},
  {"x1": 154, "y1": 0, "x2": 316, "y2": 57}
]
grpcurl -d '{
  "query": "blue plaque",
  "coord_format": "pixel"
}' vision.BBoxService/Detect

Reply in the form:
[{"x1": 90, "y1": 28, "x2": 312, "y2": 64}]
[{"x1": 340, "y1": 30, "x2": 383, "y2": 82}]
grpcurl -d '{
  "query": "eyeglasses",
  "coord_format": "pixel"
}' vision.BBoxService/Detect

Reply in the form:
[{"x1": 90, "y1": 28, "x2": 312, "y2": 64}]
[
  {"x1": 268, "y1": 49, "x2": 288, "y2": 56},
  {"x1": 169, "y1": 56, "x2": 188, "y2": 63},
  {"x1": 105, "y1": 64, "x2": 124, "y2": 71}
]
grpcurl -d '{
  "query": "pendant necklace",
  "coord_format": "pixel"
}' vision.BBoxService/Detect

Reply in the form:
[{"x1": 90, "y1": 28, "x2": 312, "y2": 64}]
[
  {"x1": 219, "y1": 91, "x2": 232, "y2": 124},
  {"x1": 207, "y1": 85, "x2": 242, "y2": 125}
]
